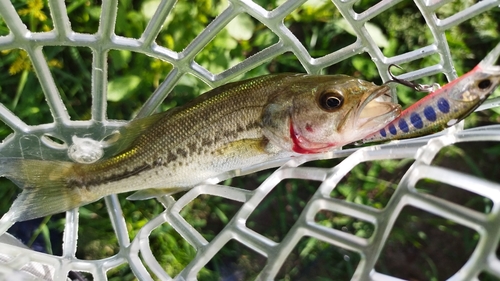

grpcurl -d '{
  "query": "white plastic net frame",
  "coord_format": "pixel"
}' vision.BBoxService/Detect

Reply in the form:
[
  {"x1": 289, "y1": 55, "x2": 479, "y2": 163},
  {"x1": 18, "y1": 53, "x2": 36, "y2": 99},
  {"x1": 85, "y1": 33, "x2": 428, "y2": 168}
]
[{"x1": 0, "y1": 0, "x2": 499, "y2": 280}]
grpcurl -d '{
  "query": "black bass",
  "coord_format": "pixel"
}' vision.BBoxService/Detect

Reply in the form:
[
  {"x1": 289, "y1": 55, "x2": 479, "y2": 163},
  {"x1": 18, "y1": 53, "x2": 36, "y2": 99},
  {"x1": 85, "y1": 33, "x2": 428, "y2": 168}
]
[
  {"x1": 1, "y1": 73, "x2": 401, "y2": 221},
  {"x1": 362, "y1": 41, "x2": 500, "y2": 143}
]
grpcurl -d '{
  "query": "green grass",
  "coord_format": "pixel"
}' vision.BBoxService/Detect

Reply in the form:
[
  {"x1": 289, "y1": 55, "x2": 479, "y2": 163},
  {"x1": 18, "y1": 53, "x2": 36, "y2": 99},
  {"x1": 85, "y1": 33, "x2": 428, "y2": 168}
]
[{"x1": 1, "y1": 0, "x2": 500, "y2": 280}]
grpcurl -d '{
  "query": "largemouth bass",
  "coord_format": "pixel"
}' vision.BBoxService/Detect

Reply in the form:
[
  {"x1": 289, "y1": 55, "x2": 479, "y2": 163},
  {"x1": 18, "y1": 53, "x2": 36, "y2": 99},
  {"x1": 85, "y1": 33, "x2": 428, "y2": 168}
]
[
  {"x1": 361, "y1": 41, "x2": 500, "y2": 143},
  {"x1": 1, "y1": 73, "x2": 400, "y2": 222}
]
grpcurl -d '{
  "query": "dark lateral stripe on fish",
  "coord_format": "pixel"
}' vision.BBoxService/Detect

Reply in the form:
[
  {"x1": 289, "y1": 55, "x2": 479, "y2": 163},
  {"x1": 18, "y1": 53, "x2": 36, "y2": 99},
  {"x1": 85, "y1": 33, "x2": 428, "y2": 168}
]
[
  {"x1": 69, "y1": 120, "x2": 264, "y2": 189},
  {"x1": 70, "y1": 155, "x2": 172, "y2": 190},
  {"x1": 3, "y1": 74, "x2": 405, "y2": 222},
  {"x1": 69, "y1": 162, "x2": 155, "y2": 189},
  {"x1": 222, "y1": 120, "x2": 262, "y2": 139}
]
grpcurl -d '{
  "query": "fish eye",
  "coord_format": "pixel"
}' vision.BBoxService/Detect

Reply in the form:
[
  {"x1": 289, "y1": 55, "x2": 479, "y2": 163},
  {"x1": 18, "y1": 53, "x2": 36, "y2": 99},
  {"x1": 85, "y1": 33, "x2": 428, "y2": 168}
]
[
  {"x1": 478, "y1": 79, "x2": 492, "y2": 90},
  {"x1": 318, "y1": 91, "x2": 344, "y2": 112}
]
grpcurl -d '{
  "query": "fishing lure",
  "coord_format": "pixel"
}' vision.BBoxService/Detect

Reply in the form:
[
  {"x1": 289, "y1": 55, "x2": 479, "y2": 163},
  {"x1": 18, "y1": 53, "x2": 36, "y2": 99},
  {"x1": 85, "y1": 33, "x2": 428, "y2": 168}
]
[
  {"x1": 385, "y1": 64, "x2": 440, "y2": 93},
  {"x1": 361, "y1": 42, "x2": 500, "y2": 143}
]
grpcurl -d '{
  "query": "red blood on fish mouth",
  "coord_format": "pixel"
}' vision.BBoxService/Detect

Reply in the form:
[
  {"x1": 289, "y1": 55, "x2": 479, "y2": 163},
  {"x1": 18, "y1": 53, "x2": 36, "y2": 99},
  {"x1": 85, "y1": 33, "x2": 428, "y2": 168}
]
[{"x1": 289, "y1": 120, "x2": 335, "y2": 154}]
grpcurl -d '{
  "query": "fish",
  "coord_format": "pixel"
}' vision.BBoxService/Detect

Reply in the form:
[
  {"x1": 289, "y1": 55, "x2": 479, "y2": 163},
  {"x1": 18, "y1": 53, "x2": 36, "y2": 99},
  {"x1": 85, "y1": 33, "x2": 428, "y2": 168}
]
[
  {"x1": 361, "y1": 41, "x2": 500, "y2": 143},
  {"x1": 0, "y1": 73, "x2": 401, "y2": 222}
]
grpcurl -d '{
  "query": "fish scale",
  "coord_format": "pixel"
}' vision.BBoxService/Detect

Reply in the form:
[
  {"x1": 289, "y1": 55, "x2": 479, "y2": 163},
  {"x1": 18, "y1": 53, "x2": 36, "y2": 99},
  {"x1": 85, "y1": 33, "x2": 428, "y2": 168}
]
[
  {"x1": 80, "y1": 76, "x2": 280, "y2": 189},
  {"x1": 1, "y1": 73, "x2": 400, "y2": 221}
]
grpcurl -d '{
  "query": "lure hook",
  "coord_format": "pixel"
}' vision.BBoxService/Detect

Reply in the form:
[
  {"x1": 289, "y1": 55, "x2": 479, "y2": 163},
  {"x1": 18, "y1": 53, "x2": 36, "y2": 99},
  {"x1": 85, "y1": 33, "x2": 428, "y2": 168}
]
[{"x1": 384, "y1": 64, "x2": 438, "y2": 92}]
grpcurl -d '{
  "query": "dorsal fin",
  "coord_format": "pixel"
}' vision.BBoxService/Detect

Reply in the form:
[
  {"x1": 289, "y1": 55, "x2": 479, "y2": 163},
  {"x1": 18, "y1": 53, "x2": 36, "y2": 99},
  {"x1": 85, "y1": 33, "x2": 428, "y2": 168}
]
[
  {"x1": 104, "y1": 74, "x2": 286, "y2": 157},
  {"x1": 104, "y1": 111, "x2": 171, "y2": 157}
]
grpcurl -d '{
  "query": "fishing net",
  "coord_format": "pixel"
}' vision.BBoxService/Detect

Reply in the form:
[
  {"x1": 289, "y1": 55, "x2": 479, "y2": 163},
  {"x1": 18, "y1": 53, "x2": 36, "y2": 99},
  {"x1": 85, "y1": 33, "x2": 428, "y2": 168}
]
[{"x1": 1, "y1": 0, "x2": 500, "y2": 280}]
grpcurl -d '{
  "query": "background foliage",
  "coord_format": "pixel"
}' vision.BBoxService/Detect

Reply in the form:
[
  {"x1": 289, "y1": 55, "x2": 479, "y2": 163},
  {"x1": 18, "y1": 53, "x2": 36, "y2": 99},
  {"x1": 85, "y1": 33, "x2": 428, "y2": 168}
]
[{"x1": 0, "y1": 0, "x2": 500, "y2": 280}]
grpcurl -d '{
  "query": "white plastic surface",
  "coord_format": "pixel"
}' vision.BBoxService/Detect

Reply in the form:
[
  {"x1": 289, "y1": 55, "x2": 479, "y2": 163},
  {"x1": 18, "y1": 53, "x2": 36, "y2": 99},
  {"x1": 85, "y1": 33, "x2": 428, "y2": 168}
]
[{"x1": 0, "y1": 0, "x2": 500, "y2": 280}]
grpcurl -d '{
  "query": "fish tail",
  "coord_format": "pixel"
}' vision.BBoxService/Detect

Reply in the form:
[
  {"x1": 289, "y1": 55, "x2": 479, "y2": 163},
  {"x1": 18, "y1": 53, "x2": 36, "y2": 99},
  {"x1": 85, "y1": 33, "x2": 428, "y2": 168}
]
[{"x1": 1, "y1": 158, "x2": 85, "y2": 222}]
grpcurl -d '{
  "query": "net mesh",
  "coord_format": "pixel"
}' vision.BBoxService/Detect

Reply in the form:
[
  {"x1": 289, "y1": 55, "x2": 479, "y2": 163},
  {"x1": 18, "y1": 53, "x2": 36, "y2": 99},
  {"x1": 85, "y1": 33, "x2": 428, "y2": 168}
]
[{"x1": 0, "y1": 0, "x2": 500, "y2": 280}]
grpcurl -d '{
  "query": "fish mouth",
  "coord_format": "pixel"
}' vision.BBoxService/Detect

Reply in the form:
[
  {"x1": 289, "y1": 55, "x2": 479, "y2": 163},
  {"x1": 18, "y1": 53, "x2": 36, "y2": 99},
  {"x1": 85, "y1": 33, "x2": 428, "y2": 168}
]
[{"x1": 354, "y1": 85, "x2": 401, "y2": 130}]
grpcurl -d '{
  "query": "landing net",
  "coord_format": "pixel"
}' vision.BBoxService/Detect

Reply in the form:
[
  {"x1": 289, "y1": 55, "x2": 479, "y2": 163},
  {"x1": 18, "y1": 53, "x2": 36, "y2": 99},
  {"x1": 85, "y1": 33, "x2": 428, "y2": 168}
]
[{"x1": 0, "y1": 0, "x2": 500, "y2": 280}]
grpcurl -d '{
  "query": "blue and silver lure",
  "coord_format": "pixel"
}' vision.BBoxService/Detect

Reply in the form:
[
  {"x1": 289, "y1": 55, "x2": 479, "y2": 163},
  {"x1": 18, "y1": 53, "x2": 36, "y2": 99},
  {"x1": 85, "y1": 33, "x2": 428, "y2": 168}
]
[{"x1": 361, "y1": 42, "x2": 500, "y2": 143}]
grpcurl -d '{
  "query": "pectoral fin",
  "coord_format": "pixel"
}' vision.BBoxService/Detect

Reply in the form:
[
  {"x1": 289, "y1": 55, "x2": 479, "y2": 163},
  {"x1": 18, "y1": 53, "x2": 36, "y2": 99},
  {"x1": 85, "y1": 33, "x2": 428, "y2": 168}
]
[{"x1": 215, "y1": 138, "x2": 270, "y2": 157}]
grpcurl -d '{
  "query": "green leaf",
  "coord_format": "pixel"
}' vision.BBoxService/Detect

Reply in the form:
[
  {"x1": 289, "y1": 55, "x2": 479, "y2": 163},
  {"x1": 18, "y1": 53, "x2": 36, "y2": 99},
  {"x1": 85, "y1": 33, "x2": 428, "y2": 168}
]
[
  {"x1": 335, "y1": 19, "x2": 388, "y2": 48},
  {"x1": 226, "y1": 14, "x2": 255, "y2": 41},
  {"x1": 212, "y1": 30, "x2": 237, "y2": 49},
  {"x1": 109, "y1": 50, "x2": 132, "y2": 71},
  {"x1": 365, "y1": 22, "x2": 389, "y2": 48},
  {"x1": 107, "y1": 75, "x2": 141, "y2": 102},
  {"x1": 141, "y1": 0, "x2": 161, "y2": 19},
  {"x1": 214, "y1": 207, "x2": 228, "y2": 224},
  {"x1": 334, "y1": 18, "x2": 356, "y2": 37},
  {"x1": 41, "y1": 224, "x2": 53, "y2": 255}
]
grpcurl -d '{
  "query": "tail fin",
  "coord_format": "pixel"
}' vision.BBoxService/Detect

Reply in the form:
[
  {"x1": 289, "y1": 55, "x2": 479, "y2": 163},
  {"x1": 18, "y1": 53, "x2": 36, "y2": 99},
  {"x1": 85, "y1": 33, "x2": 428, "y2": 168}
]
[{"x1": 1, "y1": 158, "x2": 84, "y2": 222}]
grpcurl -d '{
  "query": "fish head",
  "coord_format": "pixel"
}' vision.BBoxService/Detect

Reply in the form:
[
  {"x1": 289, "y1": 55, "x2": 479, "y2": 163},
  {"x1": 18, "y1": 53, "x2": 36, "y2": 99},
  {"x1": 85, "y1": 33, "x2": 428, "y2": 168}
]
[
  {"x1": 452, "y1": 65, "x2": 500, "y2": 103},
  {"x1": 262, "y1": 74, "x2": 401, "y2": 154},
  {"x1": 442, "y1": 41, "x2": 500, "y2": 123},
  {"x1": 467, "y1": 40, "x2": 500, "y2": 101}
]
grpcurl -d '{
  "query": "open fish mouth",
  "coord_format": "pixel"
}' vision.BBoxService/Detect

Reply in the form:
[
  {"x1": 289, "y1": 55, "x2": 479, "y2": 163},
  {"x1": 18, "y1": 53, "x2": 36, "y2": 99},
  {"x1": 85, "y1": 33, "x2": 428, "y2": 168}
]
[{"x1": 354, "y1": 85, "x2": 401, "y2": 130}]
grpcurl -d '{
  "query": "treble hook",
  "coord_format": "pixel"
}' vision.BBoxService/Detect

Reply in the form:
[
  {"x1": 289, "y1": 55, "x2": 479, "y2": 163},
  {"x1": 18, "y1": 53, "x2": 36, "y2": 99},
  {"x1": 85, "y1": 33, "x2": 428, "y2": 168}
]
[{"x1": 384, "y1": 64, "x2": 439, "y2": 92}]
